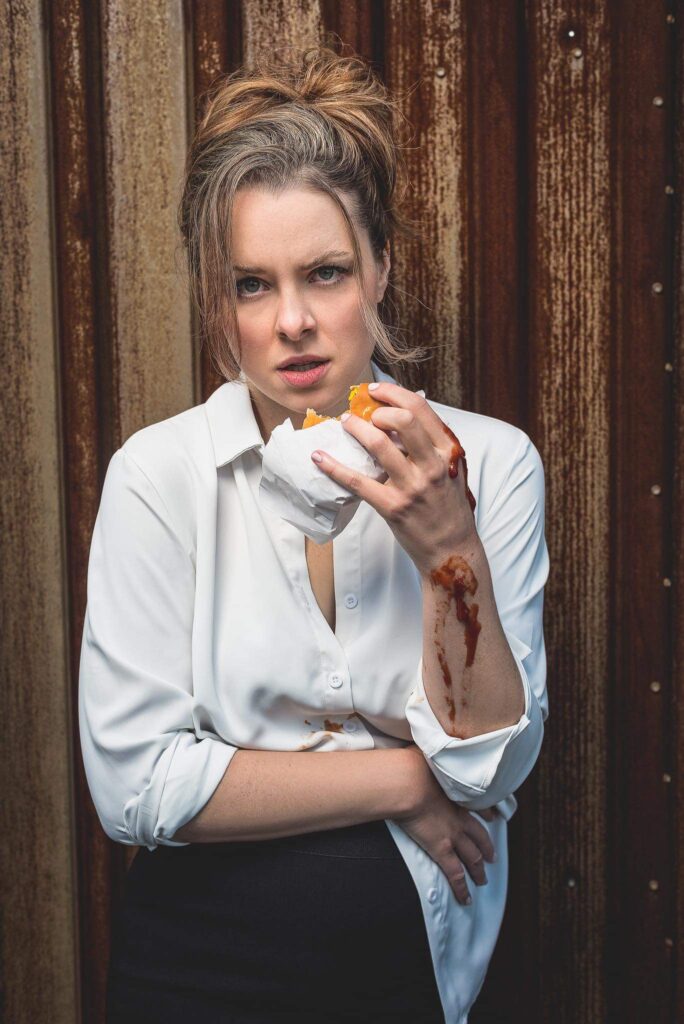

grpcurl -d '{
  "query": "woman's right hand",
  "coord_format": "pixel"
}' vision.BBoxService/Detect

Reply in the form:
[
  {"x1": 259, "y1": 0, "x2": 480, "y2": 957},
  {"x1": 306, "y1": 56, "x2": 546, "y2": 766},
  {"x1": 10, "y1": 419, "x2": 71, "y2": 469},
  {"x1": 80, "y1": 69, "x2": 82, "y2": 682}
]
[{"x1": 393, "y1": 745, "x2": 498, "y2": 906}]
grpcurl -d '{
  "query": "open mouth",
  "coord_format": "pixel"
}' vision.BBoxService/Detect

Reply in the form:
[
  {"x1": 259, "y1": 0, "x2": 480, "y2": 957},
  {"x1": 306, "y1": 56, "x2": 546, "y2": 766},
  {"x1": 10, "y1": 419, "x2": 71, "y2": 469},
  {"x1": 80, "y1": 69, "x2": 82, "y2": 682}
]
[{"x1": 277, "y1": 360, "x2": 331, "y2": 387}]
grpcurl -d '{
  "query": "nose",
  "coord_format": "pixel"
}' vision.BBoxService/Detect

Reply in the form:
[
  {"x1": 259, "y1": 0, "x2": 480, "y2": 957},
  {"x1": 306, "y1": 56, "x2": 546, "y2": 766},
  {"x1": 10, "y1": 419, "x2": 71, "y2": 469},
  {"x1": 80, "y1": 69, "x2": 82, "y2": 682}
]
[{"x1": 274, "y1": 286, "x2": 316, "y2": 341}]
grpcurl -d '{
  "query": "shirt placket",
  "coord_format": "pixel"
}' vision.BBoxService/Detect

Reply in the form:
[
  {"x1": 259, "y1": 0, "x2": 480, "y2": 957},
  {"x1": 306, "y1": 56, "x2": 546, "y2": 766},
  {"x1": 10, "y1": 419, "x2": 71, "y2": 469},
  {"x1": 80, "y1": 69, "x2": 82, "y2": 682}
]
[{"x1": 258, "y1": 505, "x2": 366, "y2": 745}]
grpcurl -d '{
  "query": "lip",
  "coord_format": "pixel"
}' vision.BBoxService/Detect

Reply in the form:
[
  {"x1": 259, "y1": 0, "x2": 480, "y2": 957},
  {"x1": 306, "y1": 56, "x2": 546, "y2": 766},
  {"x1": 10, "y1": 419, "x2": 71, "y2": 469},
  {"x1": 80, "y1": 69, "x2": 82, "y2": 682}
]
[
  {"x1": 277, "y1": 354, "x2": 329, "y2": 369},
  {"x1": 276, "y1": 360, "x2": 331, "y2": 388}
]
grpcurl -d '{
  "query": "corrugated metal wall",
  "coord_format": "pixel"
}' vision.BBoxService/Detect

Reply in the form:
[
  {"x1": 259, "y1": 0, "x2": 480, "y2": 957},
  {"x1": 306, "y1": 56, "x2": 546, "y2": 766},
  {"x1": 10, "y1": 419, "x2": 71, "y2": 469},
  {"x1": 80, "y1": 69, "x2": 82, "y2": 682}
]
[{"x1": 1, "y1": 2, "x2": 681, "y2": 1021}]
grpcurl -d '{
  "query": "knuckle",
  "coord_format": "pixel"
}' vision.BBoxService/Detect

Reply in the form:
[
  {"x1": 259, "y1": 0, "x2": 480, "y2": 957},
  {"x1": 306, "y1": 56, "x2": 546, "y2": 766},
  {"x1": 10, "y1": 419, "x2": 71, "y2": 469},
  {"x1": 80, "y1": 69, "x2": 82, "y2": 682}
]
[
  {"x1": 346, "y1": 473, "x2": 362, "y2": 492},
  {"x1": 387, "y1": 497, "x2": 410, "y2": 522},
  {"x1": 367, "y1": 433, "x2": 390, "y2": 457},
  {"x1": 427, "y1": 463, "x2": 447, "y2": 486}
]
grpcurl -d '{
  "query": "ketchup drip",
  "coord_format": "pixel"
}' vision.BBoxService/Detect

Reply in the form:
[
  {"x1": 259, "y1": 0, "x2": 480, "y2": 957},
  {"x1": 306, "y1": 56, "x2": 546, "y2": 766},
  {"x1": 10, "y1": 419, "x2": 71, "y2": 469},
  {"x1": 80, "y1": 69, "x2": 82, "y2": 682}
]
[
  {"x1": 430, "y1": 555, "x2": 481, "y2": 667},
  {"x1": 429, "y1": 554, "x2": 482, "y2": 737},
  {"x1": 441, "y1": 423, "x2": 476, "y2": 512}
]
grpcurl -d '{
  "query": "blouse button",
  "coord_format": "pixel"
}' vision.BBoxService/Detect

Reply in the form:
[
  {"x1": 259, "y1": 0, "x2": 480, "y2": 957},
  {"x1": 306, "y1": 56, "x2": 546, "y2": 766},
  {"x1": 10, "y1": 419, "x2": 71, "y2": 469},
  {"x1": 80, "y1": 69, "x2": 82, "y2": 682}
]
[
  {"x1": 344, "y1": 593, "x2": 358, "y2": 609},
  {"x1": 427, "y1": 887, "x2": 439, "y2": 904},
  {"x1": 329, "y1": 673, "x2": 343, "y2": 688},
  {"x1": 343, "y1": 719, "x2": 358, "y2": 733}
]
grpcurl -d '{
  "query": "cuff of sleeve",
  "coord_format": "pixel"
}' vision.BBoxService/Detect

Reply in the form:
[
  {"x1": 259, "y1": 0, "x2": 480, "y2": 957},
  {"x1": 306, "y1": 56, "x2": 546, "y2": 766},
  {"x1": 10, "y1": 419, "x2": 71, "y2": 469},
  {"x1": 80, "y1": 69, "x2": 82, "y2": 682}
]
[
  {"x1": 123, "y1": 733, "x2": 238, "y2": 850},
  {"x1": 404, "y1": 631, "x2": 533, "y2": 803}
]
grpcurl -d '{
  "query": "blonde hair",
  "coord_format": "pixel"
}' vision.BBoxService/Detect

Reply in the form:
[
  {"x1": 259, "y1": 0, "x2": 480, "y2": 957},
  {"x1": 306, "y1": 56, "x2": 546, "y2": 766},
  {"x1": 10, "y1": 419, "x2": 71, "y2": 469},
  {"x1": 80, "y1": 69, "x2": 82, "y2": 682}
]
[{"x1": 178, "y1": 41, "x2": 430, "y2": 383}]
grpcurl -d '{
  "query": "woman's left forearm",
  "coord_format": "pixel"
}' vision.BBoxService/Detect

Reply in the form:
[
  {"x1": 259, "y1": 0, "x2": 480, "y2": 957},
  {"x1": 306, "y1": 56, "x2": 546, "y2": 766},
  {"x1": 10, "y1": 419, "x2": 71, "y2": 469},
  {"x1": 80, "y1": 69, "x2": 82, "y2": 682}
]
[{"x1": 420, "y1": 531, "x2": 525, "y2": 740}]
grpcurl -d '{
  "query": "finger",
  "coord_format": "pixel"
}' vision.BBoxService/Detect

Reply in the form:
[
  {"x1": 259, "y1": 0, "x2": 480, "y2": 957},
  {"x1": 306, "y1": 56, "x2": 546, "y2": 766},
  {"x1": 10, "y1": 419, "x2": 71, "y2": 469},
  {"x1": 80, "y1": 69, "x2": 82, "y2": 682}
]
[
  {"x1": 439, "y1": 848, "x2": 472, "y2": 905},
  {"x1": 367, "y1": 381, "x2": 453, "y2": 451},
  {"x1": 452, "y1": 833, "x2": 488, "y2": 886},
  {"x1": 464, "y1": 812, "x2": 497, "y2": 863},
  {"x1": 369, "y1": 405, "x2": 442, "y2": 468},
  {"x1": 340, "y1": 413, "x2": 415, "y2": 488},
  {"x1": 310, "y1": 448, "x2": 395, "y2": 515}
]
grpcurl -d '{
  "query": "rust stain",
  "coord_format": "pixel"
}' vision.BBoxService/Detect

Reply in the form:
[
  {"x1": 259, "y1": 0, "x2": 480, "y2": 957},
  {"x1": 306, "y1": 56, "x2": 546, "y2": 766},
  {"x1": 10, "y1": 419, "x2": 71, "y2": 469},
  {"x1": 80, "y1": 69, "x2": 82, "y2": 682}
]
[
  {"x1": 0, "y1": 0, "x2": 78, "y2": 1019},
  {"x1": 384, "y1": 0, "x2": 467, "y2": 406},
  {"x1": 102, "y1": 0, "x2": 194, "y2": 440},
  {"x1": 242, "y1": 0, "x2": 323, "y2": 67},
  {"x1": 530, "y1": 3, "x2": 611, "y2": 1020}
]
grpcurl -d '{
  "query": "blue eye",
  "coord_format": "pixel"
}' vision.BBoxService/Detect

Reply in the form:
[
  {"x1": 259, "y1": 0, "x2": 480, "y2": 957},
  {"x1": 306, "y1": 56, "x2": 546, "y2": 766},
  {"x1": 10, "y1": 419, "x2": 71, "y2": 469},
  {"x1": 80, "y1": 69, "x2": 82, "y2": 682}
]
[
  {"x1": 236, "y1": 277, "x2": 262, "y2": 296},
  {"x1": 313, "y1": 265, "x2": 349, "y2": 283}
]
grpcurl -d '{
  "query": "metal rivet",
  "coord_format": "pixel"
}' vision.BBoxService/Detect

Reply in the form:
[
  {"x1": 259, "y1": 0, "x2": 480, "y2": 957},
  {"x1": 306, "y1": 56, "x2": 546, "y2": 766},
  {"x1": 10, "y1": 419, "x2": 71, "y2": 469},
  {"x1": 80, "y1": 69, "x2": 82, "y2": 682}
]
[
  {"x1": 435, "y1": 66, "x2": 446, "y2": 78},
  {"x1": 572, "y1": 47, "x2": 583, "y2": 58},
  {"x1": 664, "y1": 362, "x2": 673, "y2": 372},
  {"x1": 653, "y1": 96, "x2": 664, "y2": 107},
  {"x1": 649, "y1": 879, "x2": 660, "y2": 892},
  {"x1": 650, "y1": 680, "x2": 661, "y2": 692},
  {"x1": 666, "y1": 14, "x2": 675, "y2": 24},
  {"x1": 663, "y1": 578, "x2": 672, "y2": 588},
  {"x1": 650, "y1": 484, "x2": 662, "y2": 495},
  {"x1": 665, "y1": 185, "x2": 674, "y2": 194},
  {"x1": 652, "y1": 282, "x2": 664, "y2": 294},
  {"x1": 567, "y1": 29, "x2": 576, "y2": 37},
  {"x1": 566, "y1": 877, "x2": 577, "y2": 888},
  {"x1": 663, "y1": 772, "x2": 672, "y2": 783}
]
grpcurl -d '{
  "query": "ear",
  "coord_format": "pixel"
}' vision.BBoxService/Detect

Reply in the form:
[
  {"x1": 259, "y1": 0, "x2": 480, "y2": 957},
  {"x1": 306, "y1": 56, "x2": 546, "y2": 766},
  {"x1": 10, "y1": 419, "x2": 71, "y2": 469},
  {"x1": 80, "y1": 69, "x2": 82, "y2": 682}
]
[{"x1": 376, "y1": 241, "x2": 391, "y2": 302}]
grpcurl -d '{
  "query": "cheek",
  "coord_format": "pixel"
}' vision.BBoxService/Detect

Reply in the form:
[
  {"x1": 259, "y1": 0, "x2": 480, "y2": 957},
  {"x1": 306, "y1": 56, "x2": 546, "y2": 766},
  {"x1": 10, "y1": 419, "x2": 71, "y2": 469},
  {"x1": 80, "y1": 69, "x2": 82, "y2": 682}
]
[
  {"x1": 318, "y1": 290, "x2": 367, "y2": 334},
  {"x1": 235, "y1": 307, "x2": 271, "y2": 355}
]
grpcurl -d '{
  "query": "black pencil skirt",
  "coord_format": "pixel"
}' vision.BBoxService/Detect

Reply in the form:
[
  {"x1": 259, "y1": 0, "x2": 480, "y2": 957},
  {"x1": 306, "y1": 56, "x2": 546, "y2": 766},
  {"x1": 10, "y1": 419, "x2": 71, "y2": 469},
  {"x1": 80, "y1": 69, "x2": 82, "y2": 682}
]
[{"x1": 106, "y1": 818, "x2": 445, "y2": 1023}]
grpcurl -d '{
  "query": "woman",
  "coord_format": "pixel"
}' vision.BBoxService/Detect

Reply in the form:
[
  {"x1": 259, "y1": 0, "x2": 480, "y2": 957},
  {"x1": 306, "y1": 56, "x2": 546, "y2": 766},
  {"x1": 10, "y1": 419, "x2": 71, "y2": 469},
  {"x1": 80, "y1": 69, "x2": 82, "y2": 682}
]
[{"x1": 79, "y1": 45, "x2": 549, "y2": 1023}]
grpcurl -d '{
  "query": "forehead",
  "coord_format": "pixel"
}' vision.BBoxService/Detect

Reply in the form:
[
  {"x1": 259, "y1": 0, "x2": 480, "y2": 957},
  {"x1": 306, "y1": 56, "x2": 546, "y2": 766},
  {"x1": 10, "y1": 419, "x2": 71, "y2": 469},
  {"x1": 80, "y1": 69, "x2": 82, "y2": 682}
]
[{"x1": 231, "y1": 186, "x2": 358, "y2": 263}]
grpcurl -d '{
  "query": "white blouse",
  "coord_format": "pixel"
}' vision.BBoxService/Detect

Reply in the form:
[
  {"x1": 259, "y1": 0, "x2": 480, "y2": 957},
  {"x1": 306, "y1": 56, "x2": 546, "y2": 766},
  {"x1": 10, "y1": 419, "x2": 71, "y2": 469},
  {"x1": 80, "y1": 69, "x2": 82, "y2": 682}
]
[{"x1": 79, "y1": 359, "x2": 549, "y2": 1024}]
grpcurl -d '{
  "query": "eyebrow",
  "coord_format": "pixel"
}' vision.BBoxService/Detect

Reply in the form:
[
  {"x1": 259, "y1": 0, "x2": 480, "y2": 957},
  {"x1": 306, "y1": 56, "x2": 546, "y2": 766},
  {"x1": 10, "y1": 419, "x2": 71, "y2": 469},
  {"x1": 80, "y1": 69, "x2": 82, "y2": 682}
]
[{"x1": 232, "y1": 249, "x2": 353, "y2": 275}]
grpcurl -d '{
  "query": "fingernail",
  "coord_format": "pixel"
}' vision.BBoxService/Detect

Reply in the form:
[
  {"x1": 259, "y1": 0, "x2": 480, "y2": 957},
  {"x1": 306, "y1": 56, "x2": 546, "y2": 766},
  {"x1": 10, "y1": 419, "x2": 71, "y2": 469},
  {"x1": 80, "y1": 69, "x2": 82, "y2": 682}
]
[
  {"x1": 368, "y1": 382, "x2": 380, "y2": 390},
  {"x1": 465, "y1": 896, "x2": 472, "y2": 905},
  {"x1": 340, "y1": 411, "x2": 350, "y2": 421},
  {"x1": 311, "y1": 451, "x2": 323, "y2": 463}
]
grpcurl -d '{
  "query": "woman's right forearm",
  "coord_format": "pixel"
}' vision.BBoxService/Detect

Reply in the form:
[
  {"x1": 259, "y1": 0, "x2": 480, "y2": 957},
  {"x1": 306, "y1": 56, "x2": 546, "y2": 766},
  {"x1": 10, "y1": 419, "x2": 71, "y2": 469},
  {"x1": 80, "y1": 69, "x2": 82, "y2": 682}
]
[{"x1": 172, "y1": 745, "x2": 423, "y2": 843}]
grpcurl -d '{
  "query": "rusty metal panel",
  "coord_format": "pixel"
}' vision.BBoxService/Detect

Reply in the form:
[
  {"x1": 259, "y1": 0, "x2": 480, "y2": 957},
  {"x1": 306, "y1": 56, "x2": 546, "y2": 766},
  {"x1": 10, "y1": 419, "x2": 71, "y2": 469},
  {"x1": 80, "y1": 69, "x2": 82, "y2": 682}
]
[
  {"x1": 383, "y1": 0, "x2": 470, "y2": 407},
  {"x1": 675, "y1": 5, "x2": 684, "y2": 1020},
  {"x1": 0, "y1": 1, "x2": 78, "y2": 1021},
  {"x1": 527, "y1": 2, "x2": 612, "y2": 1021},
  {"x1": 241, "y1": 0, "x2": 323, "y2": 67},
  {"x1": 2, "y1": 2, "x2": 683, "y2": 1021},
  {"x1": 101, "y1": 0, "x2": 194, "y2": 441},
  {"x1": 610, "y1": 3, "x2": 677, "y2": 1021},
  {"x1": 46, "y1": 1, "x2": 119, "y2": 1021}
]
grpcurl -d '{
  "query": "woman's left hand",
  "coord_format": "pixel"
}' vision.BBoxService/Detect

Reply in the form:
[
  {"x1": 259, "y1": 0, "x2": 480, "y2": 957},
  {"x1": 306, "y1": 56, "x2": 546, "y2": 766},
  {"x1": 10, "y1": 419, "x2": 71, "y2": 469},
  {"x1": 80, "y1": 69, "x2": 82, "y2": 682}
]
[{"x1": 310, "y1": 381, "x2": 478, "y2": 577}]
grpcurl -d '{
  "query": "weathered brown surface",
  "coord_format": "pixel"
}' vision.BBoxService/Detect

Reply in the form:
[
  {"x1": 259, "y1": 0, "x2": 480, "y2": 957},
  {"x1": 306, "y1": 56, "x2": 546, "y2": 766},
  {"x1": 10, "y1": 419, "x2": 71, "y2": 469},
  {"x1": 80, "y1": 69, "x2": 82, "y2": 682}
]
[
  {"x1": 101, "y1": 0, "x2": 194, "y2": 441},
  {"x1": 610, "y1": 3, "x2": 678, "y2": 1022},
  {"x1": 675, "y1": 5, "x2": 684, "y2": 1020},
  {"x1": 46, "y1": 2, "x2": 112, "y2": 1020},
  {"x1": 2, "y1": 1, "x2": 682, "y2": 1021},
  {"x1": 528, "y1": 4, "x2": 611, "y2": 1021},
  {"x1": 0, "y1": 1, "x2": 78, "y2": 1020},
  {"x1": 242, "y1": 0, "x2": 323, "y2": 68},
  {"x1": 383, "y1": 0, "x2": 469, "y2": 407}
]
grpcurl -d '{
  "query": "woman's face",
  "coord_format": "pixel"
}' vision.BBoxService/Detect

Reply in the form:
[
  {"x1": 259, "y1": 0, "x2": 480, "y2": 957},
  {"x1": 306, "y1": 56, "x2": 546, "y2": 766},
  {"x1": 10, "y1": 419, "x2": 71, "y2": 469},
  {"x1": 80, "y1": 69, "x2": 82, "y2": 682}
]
[{"x1": 229, "y1": 185, "x2": 390, "y2": 440}]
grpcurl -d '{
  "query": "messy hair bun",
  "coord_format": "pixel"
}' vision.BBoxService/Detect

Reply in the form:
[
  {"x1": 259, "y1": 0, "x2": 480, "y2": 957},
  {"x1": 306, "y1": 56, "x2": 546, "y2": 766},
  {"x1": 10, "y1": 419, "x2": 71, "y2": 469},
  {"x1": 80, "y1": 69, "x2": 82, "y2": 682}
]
[{"x1": 178, "y1": 42, "x2": 429, "y2": 382}]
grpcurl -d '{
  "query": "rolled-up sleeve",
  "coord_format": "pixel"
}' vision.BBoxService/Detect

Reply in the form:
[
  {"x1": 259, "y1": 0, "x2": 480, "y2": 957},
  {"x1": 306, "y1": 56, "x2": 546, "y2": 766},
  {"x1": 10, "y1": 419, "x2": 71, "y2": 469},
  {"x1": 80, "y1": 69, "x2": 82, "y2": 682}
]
[
  {"x1": 78, "y1": 447, "x2": 237, "y2": 850},
  {"x1": 404, "y1": 432, "x2": 550, "y2": 813}
]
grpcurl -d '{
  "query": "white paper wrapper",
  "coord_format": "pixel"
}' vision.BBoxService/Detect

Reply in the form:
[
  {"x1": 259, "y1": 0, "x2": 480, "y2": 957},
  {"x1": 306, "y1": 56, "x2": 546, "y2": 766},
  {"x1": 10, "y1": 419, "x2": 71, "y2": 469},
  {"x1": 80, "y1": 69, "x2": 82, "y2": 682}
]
[{"x1": 258, "y1": 390, "x2": 425, "y2": 544}]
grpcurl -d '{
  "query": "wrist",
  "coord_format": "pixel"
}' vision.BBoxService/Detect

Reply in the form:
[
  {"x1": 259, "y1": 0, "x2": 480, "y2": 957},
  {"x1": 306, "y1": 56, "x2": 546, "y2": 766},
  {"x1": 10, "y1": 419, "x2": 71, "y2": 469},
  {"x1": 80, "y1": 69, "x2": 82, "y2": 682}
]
[
  {"x1": 392, "y1": 744, "x2": 430, "y2": 818},
  {"x1": 417, "y1": 529, "x2": 484, "y2": 583}
]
